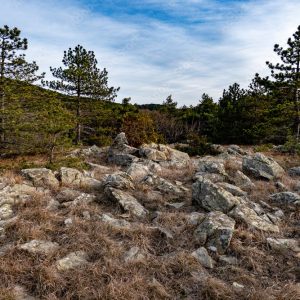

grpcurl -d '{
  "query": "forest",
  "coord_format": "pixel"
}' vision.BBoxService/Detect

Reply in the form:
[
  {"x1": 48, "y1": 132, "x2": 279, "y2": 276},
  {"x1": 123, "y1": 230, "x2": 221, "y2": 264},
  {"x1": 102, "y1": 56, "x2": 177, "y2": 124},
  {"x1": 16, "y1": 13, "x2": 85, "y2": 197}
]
[{"x1": 1, "y1": 24, "x2": 300, "y2": 161}]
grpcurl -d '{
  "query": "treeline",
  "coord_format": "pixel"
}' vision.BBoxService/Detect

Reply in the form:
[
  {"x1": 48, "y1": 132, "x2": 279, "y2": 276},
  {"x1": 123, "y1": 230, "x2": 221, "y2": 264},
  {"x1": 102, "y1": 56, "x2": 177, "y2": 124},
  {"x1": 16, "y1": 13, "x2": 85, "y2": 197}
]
[{"x1": 0, "y1": 24, "x2": 300, "y2": 160}]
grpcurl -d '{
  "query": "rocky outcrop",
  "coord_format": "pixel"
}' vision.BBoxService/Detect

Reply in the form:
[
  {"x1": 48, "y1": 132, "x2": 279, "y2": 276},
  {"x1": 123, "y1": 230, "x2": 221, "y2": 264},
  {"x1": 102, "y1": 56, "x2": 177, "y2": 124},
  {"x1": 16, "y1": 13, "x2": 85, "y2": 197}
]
[
  {"x1": 232, "y1": 170, "x2": 255, "y2": 190},
  {"x1": 108, "y1": 133, "x2": 139, "y2": 166},
  {"x1": 143, "y1": 174, "x2": 184, "y2": 195},
  {"x1": 140, "y1": 143, "x2": 190, "y2": 168},
  {"x1": 103, "y1": 171, "x2": 134, "y2": 190},
  {"x1": 288, "y1": 166, "x2": 300, "y2": 177},
  {"x1": 105, "y1": 187, "x2": 148, "y2": 217},
  {"x1": 242, "y1": 153, "x2": 285, "y2": 180},
  {"x1": 216, "y1": 182, "x2": 247, "y2": 197},
  {"x1": 229, "y1": 204, "x2": 279, "y2": 232},
  {"x1": 269, "y1": 192, "x2": 300, "y2": 205},
  {"x1": 21, "y1": 168, "x2": 59, "y2": 189},
  {"x1": 126, "y1": 163, "x2": 150, "y2": 182},
  {"x1": 59, "y1": 167, "x2": 102, "y2": 190},
  {"x1": 194, "y1": 211, "x2": 235, "y2": 254},
  {"x1": 192, "y1": 177, "x2": 240, "y2": 213},
  {"x1": 267, "y1": 238, "x2": 300, "y2": 255}
]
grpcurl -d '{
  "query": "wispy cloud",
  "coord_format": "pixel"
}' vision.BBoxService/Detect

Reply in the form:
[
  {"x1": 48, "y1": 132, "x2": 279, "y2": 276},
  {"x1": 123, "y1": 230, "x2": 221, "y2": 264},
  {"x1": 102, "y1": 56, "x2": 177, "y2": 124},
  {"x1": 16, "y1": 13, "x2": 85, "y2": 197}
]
[{"x1": 0, "y1": 0, "x2": 299, "y2": 105}]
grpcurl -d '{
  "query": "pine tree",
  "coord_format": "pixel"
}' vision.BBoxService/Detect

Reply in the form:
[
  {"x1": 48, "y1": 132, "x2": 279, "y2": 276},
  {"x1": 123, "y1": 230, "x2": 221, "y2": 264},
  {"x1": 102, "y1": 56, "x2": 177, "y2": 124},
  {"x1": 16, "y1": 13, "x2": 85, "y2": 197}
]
[
  {"x1": 0, "y1": 25, "x2": 44, "y2": 143},
  {"x1": 266, "y1": 25, "x2": 300, "y2": 139},
  {"x1": 44, "y1": 45, "x2": 119, "y2": 144}
]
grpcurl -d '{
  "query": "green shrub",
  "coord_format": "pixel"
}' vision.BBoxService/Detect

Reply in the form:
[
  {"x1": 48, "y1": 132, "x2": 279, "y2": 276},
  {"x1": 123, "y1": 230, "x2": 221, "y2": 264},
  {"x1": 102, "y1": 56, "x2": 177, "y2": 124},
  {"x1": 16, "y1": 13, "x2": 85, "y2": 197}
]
[
  {"x1": 177, "y1": 134, "x2": 217, "y2": 156},
  {"x1": 254, "y1": 143, "x2": 273, "y2": 152},
  {"x1": 46, "y1": 156, "x2": 89, "y2": 171}
]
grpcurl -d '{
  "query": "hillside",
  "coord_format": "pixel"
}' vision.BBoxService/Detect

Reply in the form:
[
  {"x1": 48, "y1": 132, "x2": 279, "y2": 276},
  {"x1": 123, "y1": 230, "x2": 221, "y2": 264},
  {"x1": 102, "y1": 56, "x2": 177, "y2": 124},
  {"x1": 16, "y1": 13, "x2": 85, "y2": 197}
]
[{"x1": 0, "y1": 133, "x2": 298, "y2": 299}]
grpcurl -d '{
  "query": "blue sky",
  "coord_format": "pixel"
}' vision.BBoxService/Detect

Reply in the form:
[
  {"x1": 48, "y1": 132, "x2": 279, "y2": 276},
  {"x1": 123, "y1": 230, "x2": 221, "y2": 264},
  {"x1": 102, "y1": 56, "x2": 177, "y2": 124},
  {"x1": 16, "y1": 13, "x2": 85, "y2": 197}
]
[{"x1": 0, "y1": 0, "x2": 299, "y2": 105}]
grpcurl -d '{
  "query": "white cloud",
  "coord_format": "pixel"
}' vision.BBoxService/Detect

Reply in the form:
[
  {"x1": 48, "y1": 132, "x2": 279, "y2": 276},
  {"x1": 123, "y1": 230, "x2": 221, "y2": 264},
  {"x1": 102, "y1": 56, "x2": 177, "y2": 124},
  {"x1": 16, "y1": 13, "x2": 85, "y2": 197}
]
[{"x1": 0, "y1": 0, "x2": 299, "y2": 105}]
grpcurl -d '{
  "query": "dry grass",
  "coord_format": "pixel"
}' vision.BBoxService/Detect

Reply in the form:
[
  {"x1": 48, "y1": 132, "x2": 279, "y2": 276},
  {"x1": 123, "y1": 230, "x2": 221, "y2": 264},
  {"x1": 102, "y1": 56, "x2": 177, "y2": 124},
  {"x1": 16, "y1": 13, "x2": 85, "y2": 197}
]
[{"x1": 0, "y1": 149, "x2": 299, "y2": 299}]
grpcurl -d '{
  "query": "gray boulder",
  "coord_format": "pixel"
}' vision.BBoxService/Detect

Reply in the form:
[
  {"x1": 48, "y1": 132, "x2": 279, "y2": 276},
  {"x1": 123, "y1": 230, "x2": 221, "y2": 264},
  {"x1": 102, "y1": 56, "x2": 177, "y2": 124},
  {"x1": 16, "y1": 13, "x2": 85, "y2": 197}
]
[
  {"x1": 143, "y1": 174, "x2": 184, "y2": 195},
  {"x1": 21, "y1": 168, "x2": 59, "y2": 189},
  {"x1": 126, "y1": 163, "x2": 150, "y2": 182},
  {"x1": 229, "y1": 204, "x2": 279, "y2": 232},
  {"x1": 216, "y1": 182, "x2": 247, "y2": 197},
  {"x1": 198, "y1": 160, "x2": 227, "y2": 176},
  {"x1": 232, "y1": 170, "x2": 254, "y2": 190},
  {"x1": 194, "y1": 211, "x2": 235, "y2": 254},
  {"x1": 242, "y1": 153, "x2": 285, "y2": 180},
  {"x1": 140, "y1": 143, "x2": 190, "y2": 168},
  {"x1": 288, "y1": 166, "x2": 300, "y2": 177},
  {"x1": 192, "y1": 177, "x2": 240, "y2": 213},
  {"x1": 103, "y1": 171, "x2": 134, "y2": 190},
  {"x1": 105, "y1": 187, "x2": 148, "y2": 217},
  {"x1": 269, "y1": 192, "x2": 300, "y2": 205},
  {"x1": 267, "y1": 238, "x2": 300, "y2": 254},
  {"x1": 59, "y1": 167, "x2": 102, "y2": 190}
]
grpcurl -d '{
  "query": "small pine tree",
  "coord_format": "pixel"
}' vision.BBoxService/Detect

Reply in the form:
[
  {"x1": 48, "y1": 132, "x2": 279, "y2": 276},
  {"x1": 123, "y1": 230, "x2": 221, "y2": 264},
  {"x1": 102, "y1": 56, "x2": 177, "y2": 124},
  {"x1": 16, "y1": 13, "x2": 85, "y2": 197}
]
[{"x1": 44, "y1": 45, "x2": 119, "y2": 144}]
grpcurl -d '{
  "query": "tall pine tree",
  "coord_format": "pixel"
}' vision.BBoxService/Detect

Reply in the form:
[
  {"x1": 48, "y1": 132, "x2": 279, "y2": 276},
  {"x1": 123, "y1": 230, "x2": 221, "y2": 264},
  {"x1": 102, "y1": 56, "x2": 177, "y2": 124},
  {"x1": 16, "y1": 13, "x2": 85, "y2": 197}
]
[
  {"x1": 0, "y1": 25, "x2": 44, "y2": 143},
  {"x1": 266, "y1": 25, "x2": 300, "y2": 139}
]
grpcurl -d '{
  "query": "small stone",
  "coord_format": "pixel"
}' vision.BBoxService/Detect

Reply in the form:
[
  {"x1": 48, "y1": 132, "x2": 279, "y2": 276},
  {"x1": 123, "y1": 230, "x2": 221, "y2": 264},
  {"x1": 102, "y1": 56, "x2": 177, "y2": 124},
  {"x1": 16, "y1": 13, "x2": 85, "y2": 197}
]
[
  {"x1": 123, "y1": 246, "x2": 145, "y2": 262},
  {"x1": 219, "y1": 255, "x2": 238, "y2": 265},
  {"x1": 232, "y1": 282, "x2": 244, "y2": 291},
  {"x1": 64, "y1": 218, "x2": 73, "y2": 226},
  {"x1": 82, "y1": 211, "x2": 91, "y2": 220},
  {"x1": 192, "y1": 247, "x2": 215, "y2": 269},
  {"x1": 20, "y1": 240, "x2": 59, "y2": 255},
  {"x1": 0, "y1": 204, "x2": 13, "y2": 220},
  {"x1": 56, "y1": 251, "x2": 88, "y2": 271}
]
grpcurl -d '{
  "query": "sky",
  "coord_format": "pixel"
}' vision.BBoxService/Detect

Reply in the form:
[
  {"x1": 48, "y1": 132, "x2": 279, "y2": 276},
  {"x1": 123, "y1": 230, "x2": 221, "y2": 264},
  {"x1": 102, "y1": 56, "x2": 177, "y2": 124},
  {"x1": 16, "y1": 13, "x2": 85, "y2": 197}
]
[{"x1": 0, "y1": 0, "x2": 299, "y2": 105}]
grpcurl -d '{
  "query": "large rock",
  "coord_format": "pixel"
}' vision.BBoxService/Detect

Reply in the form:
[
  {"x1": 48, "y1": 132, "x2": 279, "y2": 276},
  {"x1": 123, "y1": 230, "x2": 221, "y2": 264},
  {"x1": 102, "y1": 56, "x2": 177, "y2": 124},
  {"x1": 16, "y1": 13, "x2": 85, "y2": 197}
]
[
  {"x1": 267, "y1": 238, "x2": 300, "y2": 254},
  {"x1": 126, "y1": 163, "x2": 150, "y2": 182},
  {"x1": 143, "y1": 174, "x2": 184, "y2": 195},
  {"x1": 269, "y1": 192, "x2": 300, "y2": 205},
  {"x1": 198, "y1": 160, "x2": 227, "y2": 176},
  {"x1": 21, "y1": 168, "x2": 59, "y2": 189},
  {"x1": 19, "y1": 240, "x2": 59, "y2": 255},
  {"x1": 242, "y1": 153, "x2": 285, "y2": 180},
  {"x1": 232, "y1": 170, "x2": 254, "y2": 190},
  {"x1": 56, "y1": 251, "x2": 88, "y2": 271},
  {"x1": 194, "y1": 211, "x2": 235, "y2": 254},
  {"x1": 288, "y1": 166, "x2": 300, "y2": 177},
  {"x1": 140, "y1": 143, "x2": 190, "y2": 168},
  {"x1": 105, "y1": 187, "x2": 148, "y2": 217},
  {"x1": 108, "y1": 133, "x2": 139, "y2": 166},
  {"x1": 59, "y1": 167, "x2": 102, "y2": 190},
  {"x1": 0, "y1": 184, "x2": 38, "y2": 207},
  {"x1": 216, "y1": 182, "x2": 247, "y2": 197},
  {"x1": 103, "y1": 171, "x2": 134, "y2": 190},
  {"x1": 229, "y1": 204, "x2": 279, "y2": 232},
  {"x1": 192, "y1": 177, "x2": 240, "y2": 213}
]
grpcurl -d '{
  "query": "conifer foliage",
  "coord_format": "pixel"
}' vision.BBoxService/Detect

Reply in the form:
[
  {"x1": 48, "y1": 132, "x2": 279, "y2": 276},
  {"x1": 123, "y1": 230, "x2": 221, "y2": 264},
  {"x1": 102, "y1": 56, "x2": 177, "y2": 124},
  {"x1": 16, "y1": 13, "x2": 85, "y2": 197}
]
[{"x1": 44, "y1": 45, "x2": 119, "y2": 144}]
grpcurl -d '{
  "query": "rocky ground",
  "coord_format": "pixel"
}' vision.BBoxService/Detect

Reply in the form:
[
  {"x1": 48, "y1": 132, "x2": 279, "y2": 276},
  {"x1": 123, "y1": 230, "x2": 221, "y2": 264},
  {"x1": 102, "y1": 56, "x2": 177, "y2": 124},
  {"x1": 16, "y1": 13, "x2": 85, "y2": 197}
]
[{"x1": 0, "y1": 133, "x2": 299, "y2": 299}]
